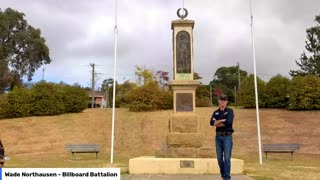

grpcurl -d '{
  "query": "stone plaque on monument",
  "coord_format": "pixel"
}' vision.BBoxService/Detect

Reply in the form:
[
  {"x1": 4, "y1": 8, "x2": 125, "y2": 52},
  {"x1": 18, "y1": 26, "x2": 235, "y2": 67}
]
[
  {"x1": 176, "y1": 93, "x2": 193, "y2": 112},
  {"x1": 176, "y1": 31, "x2": 191, "y2": 74}
]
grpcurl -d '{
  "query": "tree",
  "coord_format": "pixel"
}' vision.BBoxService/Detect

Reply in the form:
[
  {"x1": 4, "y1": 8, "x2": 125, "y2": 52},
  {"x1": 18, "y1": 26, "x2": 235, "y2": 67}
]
[
  {"x1": 115, "y1": 80, "x2": 137, "y2": 108},
  {"x1": 0, "y1": 94, "x2": 8, "y2": 118},
  {"x1": 135, "y1": 65, "x2": 156, "y2": 86},
  {"x1": 209, "y1": 66, "x2": 248, "y2": 104},
  {"x1": 211, "y1": 84, "x2": 235, "y2": 105},
  {"x1": 61, "y1": 83, "x2": 88, "y2": 113},
  {"x1": 0, "y1": 8, "x2": 51, "y2": 92},
  {"x1": 156, "y1": 70, "x2": 169, "y2": 87},
  {"x1": 194, "y1": 72, "x2": 202, "y2": 80},
  {"x1": 101, "y1": 78, "x2": 113, "y2": 92},
  {"x1": 288, "y1": 75, "x2": 320, "y2": 110},
  {"x1": 196, "y1": 85, "x2": 211, "y2": 107},
  {"x1": 210, "y1": 66, "x2": 248, "y2": 90},
  {"x1": 31, "y1": 82, "x2": 65, "y2": 115},
  {"x1": 290, "y1": 15, "x2": 320, "y2": 77},
  {"x1": 0, "y1": 59, "x2": 11, "y2": 93},
  {"x1": 238, "y1": 74, "x2": 266, "y2": 108},
  {"x1": 127, "y1": 82, "x2": 160, "y2": 111},
  {"x1": 265, "y1": 75, "x2": 290, "y2": 108},
  {"x1": 101, "y1": 78, "x2": 113, "y2": 107},
  {"x1": 6, "y1": 86, "x2": 33, "y2": 117}
]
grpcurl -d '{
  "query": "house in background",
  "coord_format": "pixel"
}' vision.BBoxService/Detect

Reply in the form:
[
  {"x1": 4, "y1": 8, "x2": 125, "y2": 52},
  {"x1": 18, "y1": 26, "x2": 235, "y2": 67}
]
[{"x1": 87, "y1": 91, "x2": 107, "y2": 108}]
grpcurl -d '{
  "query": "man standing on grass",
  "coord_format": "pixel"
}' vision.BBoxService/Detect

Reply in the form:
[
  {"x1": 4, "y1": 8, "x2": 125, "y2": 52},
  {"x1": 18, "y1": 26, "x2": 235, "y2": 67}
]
[
  {"x1": 0, "y1": 139, "x2": 5, "y2": 167},
  {"x1": 210, "y1": 95, "x2": 234, "y2": 180}
]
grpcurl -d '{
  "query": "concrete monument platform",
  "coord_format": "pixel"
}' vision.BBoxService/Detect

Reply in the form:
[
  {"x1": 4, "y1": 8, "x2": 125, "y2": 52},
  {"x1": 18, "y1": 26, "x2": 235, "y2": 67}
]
[
  {"x1": 122, "y1": 174, "x2": 253, "y2": 180},
  {"x1": 129, "y1": 156, "x2": 244, "y2": 175}
]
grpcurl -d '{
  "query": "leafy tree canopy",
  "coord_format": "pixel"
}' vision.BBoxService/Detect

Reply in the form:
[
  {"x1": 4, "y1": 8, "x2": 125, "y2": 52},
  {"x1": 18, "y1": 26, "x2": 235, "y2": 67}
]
[
  {"x1": 0, "y1": 8, "x2": 51, "y2": 92},
  {"x1": 290, "y1": 15, "x2": 320, "y2": 77}
]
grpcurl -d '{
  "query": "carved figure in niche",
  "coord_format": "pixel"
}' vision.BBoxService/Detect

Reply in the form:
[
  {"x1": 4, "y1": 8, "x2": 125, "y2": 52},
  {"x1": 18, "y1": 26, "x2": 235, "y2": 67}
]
[{"x1": 176, "y1": 31, "x2": 191, "y2": 73}]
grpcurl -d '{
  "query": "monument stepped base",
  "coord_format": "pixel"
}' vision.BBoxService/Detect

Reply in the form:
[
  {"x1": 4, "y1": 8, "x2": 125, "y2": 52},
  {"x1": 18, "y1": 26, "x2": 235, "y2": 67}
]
[
  {"x1": 157, "y1": 147, "x2": 215, "y2": 158},
  {"x1": 129, "y1": 156, "x2": 244, "y2": 174}
]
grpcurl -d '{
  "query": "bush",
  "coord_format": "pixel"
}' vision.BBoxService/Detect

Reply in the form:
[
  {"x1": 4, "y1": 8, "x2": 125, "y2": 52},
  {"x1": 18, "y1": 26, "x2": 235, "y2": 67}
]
[
  {"x1": 265, "y1": 75, "x2": 290, "y2": 108},
  {"x1": 158, "y1": 90, "x2": 173, "y2": 110},
  {"x1": 62, "y1": 84, "x2": 88, "y2": 112},
  {"x1": 31, "y1": 82, "x2": 65, "y2": 116},
  {"x1": 115, "y1": 95, "x2": 128, "y2": 108},
  {"x1": 0, "y1": 94, "x2": 8, "y2": 119},
  {"x1": 127, "y1": 82, "x2": 172, "y2": 111},
  {"x1": 288, "y1": 75, "x2": 320, "y2": 110},
  {"x1": 238, "y1": 74, "x2": 266, "y2": 108},
  {"x1": 6, "y1": 87, "x2": 33, "y2": 118},
  {"x1": 196, "y1": 97, "x2": 211, "y2": 107},
  {"x1": 1, "y1": 81, "x2": 88, "y2": 118},
  {"x1": 127, "y1": 82, "x2": 160, "y2": 111}
]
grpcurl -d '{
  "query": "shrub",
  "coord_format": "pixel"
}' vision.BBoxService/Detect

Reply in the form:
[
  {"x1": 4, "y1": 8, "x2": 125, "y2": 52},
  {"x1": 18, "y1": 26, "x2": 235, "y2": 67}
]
[
  {"x1": 288, "y1": 75, "x2": 320, "y2": 110},
  {"x1": 62, "y1": 84, "x2": 88, "y2": 112},
  {"x1": 115, "y1": 95, "x2": 127, "y2": 108},
  {"x1": 238, "y1": 74, "x2": 266, "y2": 108},
  {"x1": 30, "y1": 82, "x2": 65, "y2": 115},
  {"x1": 127, "y1": 82, "x2": 160, "y2": 111},
  {"x1": 0, "y1": 94, "x2": 8, "y2": 119},
  {"x1": 196, "y1": 97, "x2": 211, "y2": 107},
  {"x1": 6, "y1": 87, "x2": 33, "y2": 118},
  {"x1": 127, "y1": 82, "x2": 172, "y2": 111},
  {"x1": 265, "y1": 75, "x2": 290, "y2": 108},
  {"x1": 158, "y1": 90, "x2": 173, "y2": 110},
  {"x1": 1, "y1": 82, "x2": 89, "y2": 118}
]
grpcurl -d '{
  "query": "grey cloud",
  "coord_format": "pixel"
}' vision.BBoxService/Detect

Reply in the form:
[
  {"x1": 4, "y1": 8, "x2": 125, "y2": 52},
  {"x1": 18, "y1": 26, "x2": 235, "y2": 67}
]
[{"x1": 1, "y1": 0, "x2": 319, "y2": 85}]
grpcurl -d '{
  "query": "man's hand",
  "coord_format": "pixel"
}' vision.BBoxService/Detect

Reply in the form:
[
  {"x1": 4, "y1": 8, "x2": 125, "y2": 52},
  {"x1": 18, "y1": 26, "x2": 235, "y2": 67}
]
[
  {"x1": 213, "y1": 119, "x2": 226, "y2": 126},
  {"x1": 216, "y1": 123, "x2": 226, "y2": 127}
]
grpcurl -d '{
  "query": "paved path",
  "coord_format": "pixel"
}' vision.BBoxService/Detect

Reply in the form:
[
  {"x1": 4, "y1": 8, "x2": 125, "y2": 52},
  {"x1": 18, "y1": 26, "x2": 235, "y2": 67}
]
[{"x1": 121, "y1": 174, "x2": 253, "y2": 180}]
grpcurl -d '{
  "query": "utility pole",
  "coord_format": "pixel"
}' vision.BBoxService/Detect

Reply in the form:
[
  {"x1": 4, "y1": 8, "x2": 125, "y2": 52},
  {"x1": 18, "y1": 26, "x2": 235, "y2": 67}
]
[
  {"x1": 209, "y1": 85, "x2": 213, "y2": 106},
  {"x1": 237, "y1": 62, "x2": 240, "y2": 90},
  {"x1": 234, "y1": 85, "x2": 237, "y2": 108},
  {"x1": 106, "y1": 85, "x2": 109, "y2": 108},
  {"x1": 42, "y1": 68, "x2": 45, "y2": 81},
  {"x1": 236, "y1": 62, "x2": 240, "y2": 108},
  {"x1": 90, "y1": 63, "x2": 95, "y2": 108}
]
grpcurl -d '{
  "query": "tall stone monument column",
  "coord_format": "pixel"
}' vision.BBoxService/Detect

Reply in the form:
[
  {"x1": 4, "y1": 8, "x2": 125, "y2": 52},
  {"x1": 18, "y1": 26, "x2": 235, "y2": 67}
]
[
  {"x1": 163, "y1": 10, "x2": 204, "y2": 158},
  {"x1": 129, "y1": 8, "x2": 245, "y2": 175},
  {"x1": 171, "y1": 19, "x2": 199, "y2": 113}
]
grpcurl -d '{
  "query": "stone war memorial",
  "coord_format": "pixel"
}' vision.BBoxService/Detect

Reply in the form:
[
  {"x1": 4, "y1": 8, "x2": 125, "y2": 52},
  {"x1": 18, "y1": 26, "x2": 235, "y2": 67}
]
[{"x1": 129, "y1": 8, "x2": 244, "y2": 175}]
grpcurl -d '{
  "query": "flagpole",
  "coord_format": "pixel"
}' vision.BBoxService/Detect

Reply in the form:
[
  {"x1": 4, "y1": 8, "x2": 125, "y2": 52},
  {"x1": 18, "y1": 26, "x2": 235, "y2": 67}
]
[
  {"x1": 181, "y1": 0, "x2": 185, "y2": 16},
  {"x1": 110, "y1": 0, "x2": 118, "y2": 164},
  {"x1": 250, "y1": 0, "x2": 263, "y2": 165}
]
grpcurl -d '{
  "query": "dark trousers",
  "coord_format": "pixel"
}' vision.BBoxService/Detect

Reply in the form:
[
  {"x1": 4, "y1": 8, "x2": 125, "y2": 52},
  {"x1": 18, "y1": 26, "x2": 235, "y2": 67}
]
[
  {"x1": 215, "y1": 135, "x2": 233, "y2": 180},
  {"x1": 0, "y1": 148, "x2": 4, "y2": 167},
  {"x1": 0, "y1": 148, "x2": 4, "y2": 157}
]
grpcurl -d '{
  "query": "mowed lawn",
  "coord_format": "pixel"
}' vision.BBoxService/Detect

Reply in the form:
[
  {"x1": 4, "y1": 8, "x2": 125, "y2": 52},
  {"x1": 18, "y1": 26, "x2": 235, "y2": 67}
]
[{"x1": 1, "y1": 108, "x2": 320, "y2": 179}]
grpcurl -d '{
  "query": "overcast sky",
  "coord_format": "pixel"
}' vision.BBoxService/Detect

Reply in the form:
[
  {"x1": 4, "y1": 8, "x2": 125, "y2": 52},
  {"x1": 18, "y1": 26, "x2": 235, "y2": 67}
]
[{"x1": 1, "y1": 0, "x2": 320, "y2": 88}]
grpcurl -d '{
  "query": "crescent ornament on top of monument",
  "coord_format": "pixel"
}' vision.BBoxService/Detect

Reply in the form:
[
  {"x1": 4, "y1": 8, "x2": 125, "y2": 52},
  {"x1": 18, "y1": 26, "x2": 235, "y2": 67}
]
[{"x1": 177, "y1": 8, "x2": 188, "y2": 19}]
